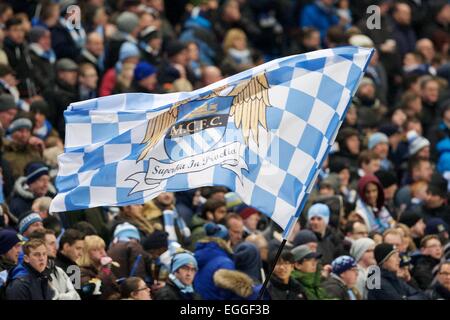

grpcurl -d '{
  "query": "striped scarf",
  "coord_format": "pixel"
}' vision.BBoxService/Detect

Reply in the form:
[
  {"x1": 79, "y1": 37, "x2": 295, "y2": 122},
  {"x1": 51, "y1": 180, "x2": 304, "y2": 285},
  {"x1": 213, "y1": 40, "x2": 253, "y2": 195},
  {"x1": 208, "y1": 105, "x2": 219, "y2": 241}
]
[{"x1": 163, "y1": 209, "x2": 191, "y2": 246}]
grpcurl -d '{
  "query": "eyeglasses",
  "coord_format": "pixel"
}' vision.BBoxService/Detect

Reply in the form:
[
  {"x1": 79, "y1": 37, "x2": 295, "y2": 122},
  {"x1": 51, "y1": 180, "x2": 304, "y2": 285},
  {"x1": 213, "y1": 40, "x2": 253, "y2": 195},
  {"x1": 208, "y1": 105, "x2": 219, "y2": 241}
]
[
  {"x1": 439, "y1": 272, "x2": 450, "y2": 276},
  {"x1": 134, "y1": 286, "x2": 150, "y2": 292},
  {"x1": 179, "y1": 265, "x2": 196, "y2": 273}
]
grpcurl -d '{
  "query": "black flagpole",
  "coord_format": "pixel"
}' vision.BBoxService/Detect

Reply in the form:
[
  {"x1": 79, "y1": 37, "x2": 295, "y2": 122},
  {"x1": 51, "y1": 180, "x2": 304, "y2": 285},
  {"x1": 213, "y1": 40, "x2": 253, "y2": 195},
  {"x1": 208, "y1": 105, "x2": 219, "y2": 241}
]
[{"x1": 257, "y1": 238, "x2": 287, "y2": 300}]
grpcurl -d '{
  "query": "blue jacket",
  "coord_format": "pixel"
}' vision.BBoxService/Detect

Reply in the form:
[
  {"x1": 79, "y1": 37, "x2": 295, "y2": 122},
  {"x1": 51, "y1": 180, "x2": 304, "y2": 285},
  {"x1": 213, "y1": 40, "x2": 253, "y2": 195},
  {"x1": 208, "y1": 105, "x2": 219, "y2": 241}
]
[
  {"x1": 436, "y1": 122, "x2": 450, "y2": 172},
  {"x1": 193, "y1": 238, "x2": 235, "y2": 300},
  {"x1": 299, "y1": 2, "x2": 339, "y2": 41},
  {"x1": 5, "y1": 262, "x2": 54, "y2": 300}
]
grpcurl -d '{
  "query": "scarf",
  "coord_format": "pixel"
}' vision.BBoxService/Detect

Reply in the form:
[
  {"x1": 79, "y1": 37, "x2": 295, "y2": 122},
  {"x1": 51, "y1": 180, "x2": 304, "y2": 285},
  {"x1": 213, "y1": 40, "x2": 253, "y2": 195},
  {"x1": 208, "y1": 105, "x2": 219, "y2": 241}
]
[
  {"x1": 29, "y1": 43, "x2": 56, "y2": 63},
  {"x1": 228, "y1": 48, "x2": 252, "y2": 65},
  {"x1": 33, "y1": 120, "x2": 53, "y2": 140},
  {"x1": 81, "y1": 49, "x2": 105, "y2": 73},
  {"x1": 163, "y1": 209, "x2": 191, "y2": 246},
  {"x1": 169, "y1": 273, "x2": 194, "y2": 294},
  {"x1": 59, "y1": 17, "x2": 86, "y2": 49},
  {"x1": 138, "y1": 41, "x2": 159, "y2": 57}
]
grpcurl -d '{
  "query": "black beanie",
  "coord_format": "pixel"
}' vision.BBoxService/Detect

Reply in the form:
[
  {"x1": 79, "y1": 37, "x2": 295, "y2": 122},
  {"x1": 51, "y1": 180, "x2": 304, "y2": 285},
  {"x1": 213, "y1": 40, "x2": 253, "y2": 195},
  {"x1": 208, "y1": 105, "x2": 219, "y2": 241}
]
[
  {"x1": 374, "y1": 170, "x2": 397, "y2": 189},
  {"x1": 143, "y1": 230, "x2": 168, "y2": 250},
  {"x1": 374, "y1": 243, "x2": 397, "y2": 266},
  {"x1": 399, "y1": 209, "x2": 423, "y2": 228}
]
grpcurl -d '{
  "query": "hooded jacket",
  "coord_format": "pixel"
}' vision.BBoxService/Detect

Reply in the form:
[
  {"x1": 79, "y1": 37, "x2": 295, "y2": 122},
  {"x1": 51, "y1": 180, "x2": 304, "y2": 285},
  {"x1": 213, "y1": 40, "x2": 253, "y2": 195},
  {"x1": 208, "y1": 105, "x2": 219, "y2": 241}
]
[
  {"x1": 213, "y1": 269, "x2": 263, "y2": 300},
  {"x1": 193, "y1": 237, "x2": 235, "y2": 300},
  {"x1": 154, "y1": 277, "x2": 202, "y2": 300},
  {"x1": 267, "y1": 274, "x2": 307, "y2": 300},
  {"x1": 322, "y1": 273, "x2": 361, "y2": 300},
  {"x1": 107, "y1": 240, "x2": 147, "y2": 280},
  {"x1": 411, "y1": 254, "x2": 441, "y2": 291},
  {"x1": 291, "y1": 269, "x2": 329, "y2": 300},
  {"x1": 47, "y1": 258, "x2": 80, "y2": 300},
  {"x1": 5, "y1": 262, "x2": 54, "y2": 300}
]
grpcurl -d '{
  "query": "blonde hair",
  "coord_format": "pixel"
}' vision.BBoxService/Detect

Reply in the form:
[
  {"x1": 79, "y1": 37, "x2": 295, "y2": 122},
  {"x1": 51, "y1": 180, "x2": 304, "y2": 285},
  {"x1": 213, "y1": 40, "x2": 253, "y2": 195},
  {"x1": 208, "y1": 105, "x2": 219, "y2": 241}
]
[
  {"x1": 223, "y1": 28, "x2": 247, "y2": 53},
  {"x1": 77, "y1": 235, "x2": 105, "y2": 267},
  {"x1": 396, "y1": 223, "x2": 417, "y2": 251}
]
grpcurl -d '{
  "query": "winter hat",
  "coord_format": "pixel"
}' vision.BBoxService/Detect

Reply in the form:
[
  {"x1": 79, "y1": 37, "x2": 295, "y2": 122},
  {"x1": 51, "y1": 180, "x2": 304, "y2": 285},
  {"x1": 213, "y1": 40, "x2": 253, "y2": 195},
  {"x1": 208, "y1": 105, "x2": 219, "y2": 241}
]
[
  {"x1": 116, "y1": 12, "x2": 140, "y2": 34},
  {"x1": 134, "y1": 61, "x2": 156, "y2": 82},
  {"x1": 399, "y1": 209, "x2": 423, "y2": 228},
  {"x1": 234, "y1": 242, "x2": 262, "y2": 281},
  {"x1": 328, "y1": 158, "x2": 349, "y2": 174},
  {"x1": 0, "y1": 229, "x2": 21, "y2": 255},
  {"x1": 238, "y1": 206, "x2": 259, "y2": 220},
  {"x1": 425, "y1": 218, "x2": 449, "y2": 236},
  {"x1": 407, "y1": 130, "x2": 430, "y2": 156},
  {"x1": 119, "y1": 42, "x2": 140, "y2": 62},
  {"x1": 374, "y1": 243, "x2": 397, "y2": 266},
  {"x1": 55, "y1": 58, "x2": 78, "y2": 72},
  {"x1": 349, "y1": 34, "x2": 374, "y2": 48},
  {"x1": 25, "y1": 162, "x2": 49, "y2": 185},
  {"x1": 292, "y1": 244, "x2": 321, "y2": 263},
  {"x1": 30, "y1": 99, "x2": 50, "y2": 117},
  {"x1": 171, "y1": 252, "x2": 197, "y2": 273},
  {"x1": 204, "y1": 222, "x2": 229, "y2": 240},
  {"x1": 8, "y1": 118, "x2": 32, "y2": 134},
  {"x1": 28, "y1": 26, "x2": 48, "y2": 43},
  {"x1": 428, "y1": 174, "x2": 448, "y2": 198},
  {"x1": 319, "y1": 173, "x2": 340, "y2": 193},
  {"x1": 307, "y1": 203, "x2": 330, "y2": 225},
  {"x1": 139, "y1": 26, "x2": 160, "y2": 43},
  {"x1": 331, "y1": 255, "x2": 357, "y2": 275},
  {"x1": 143, "y1": 230, "x2": 169, "y2": 250},
  {"x1": 350, "y1": 238, "x2": 375, "y2": 262},
  {"x1": 292, "y1": 229, "x2": 318, "y2": 247},
  {"x1": 113, "y1": 222, "x2": 141, "y2": 241},
  {"x1": 374, "y1": 170, "x2": 397, "y2": 189},
  {"x1": 378, "y1": 123, "x2": 401, "y2": 137},
  {"x1": 0, "y1": 94, "x2": 16, "y2": 112},
  {"x1": 18, "y1": 212, "x2": 43, "y2": 235},
  {"x1": 368, "y1": 132, "x2": 389, "y2": 150},
  {"x1": 166, "y1": 41, "x2": 187, "y2": 58},
  {"x1": 224, "y1": 192, "x2": 243, "y2": 209}
]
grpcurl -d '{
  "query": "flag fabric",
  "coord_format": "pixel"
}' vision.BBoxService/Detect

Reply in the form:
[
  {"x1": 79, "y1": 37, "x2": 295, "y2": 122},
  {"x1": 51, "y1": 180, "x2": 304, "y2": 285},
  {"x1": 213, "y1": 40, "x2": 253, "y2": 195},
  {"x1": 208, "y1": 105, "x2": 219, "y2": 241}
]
[{"x1": 50, "y1": 46, "x2": 374, "y2": 238}]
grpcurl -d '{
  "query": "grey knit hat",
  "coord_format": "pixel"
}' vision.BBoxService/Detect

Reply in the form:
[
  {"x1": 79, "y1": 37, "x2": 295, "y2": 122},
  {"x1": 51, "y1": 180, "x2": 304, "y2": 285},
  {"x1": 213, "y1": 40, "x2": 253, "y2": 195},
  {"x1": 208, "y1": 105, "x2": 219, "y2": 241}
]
[
  {"x1": 0, "y1": 94, "x2": 16, "y2": 112},
  {"x1": 116, "y1": 12, "x2": 140, "y2": 34},
  {"x1": 350, "y1": 238, "x2": 375, "y2": 262},
  {"x1": 28, "y1": 26, "x2": 48, "y2": 43},
  {"x1": 8, "y1": 118, "x2": 32, "y2": 133}
]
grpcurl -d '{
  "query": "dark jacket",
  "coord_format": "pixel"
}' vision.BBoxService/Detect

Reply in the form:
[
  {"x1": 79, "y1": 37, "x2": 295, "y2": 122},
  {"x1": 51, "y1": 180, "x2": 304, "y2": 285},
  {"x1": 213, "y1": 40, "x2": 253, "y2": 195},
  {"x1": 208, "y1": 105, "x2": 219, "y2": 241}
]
[
  {"x1": 367, "y1": 268, "x2": 427, "y2": 300},
  {"x1": 5, "y1": 262, "x2": 54, "y2": 300},
  {"x1": 29, "y1": 49, "x2": 55, "y2": 94},
  {"x1": 412, "y1": 255, "x2": 441, "y2": 291},
  {"x1": 107, "y1": 241, "x2": 147, "y2": 280},
  {"x1": 313, "y1": 227, "x2": 345, "y2": 265},
  {"x1": 154, "y1": 278, "x2": 201, "y2": 300},
  {"x1": 426, "y1": 283, "x2": 450, "y2": 300},
  {"x1": 267, "y1": 275, "x2": 307, "y2": 300},
  {"x1": 79, "y1": 264, "x2": 119, "y2": 300},
  {"x1": 291, "y1": 269, "x2": 329, "y2": 300},
  {"x1": 322, "y1": 274, "x2": 361, "y2": 300},
  {"x1": 50, "y1": 22, "x2": 82, "y2": 60},
  {"x1": 54, "y1": 251, "x2": 78, "y2": 275}
]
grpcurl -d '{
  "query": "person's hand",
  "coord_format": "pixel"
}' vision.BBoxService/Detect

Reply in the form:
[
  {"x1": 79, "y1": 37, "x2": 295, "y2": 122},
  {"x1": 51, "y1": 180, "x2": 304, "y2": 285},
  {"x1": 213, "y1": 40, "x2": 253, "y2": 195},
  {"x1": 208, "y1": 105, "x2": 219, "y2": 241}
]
[
  {"x1": 28, "y1": 136, "x2": 45, "y2": 152},
  {"x1": 321, "y1": 264, "x2": 332, "y2": 278},
  {"x1": 150, "y1": 280, "x2": 165, "y2": 293},
  {"x1": 380, "y1": 39, "x2": 396, "y2": 53}
]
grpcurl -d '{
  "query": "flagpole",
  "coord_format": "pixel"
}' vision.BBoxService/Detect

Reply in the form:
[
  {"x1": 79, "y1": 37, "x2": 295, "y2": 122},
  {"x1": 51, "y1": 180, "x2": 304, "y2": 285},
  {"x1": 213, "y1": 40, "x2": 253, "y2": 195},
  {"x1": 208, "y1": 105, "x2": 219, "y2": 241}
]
[{"x1": 257, "y1": 238, "x2": 287, "y2": 300}]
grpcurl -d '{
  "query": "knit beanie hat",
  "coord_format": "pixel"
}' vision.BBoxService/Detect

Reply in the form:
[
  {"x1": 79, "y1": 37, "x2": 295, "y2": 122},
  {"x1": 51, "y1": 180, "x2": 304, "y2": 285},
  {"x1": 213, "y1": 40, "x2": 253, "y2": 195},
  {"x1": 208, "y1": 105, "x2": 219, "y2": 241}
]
[
  {"x1": 143, "y1": 230, "x2": 169, "y2": 250},
  {"x1": 374, "y1": 170, "x2": 397, "y2": 189},
  {"x1": 116, "y1": 12, "x2": 139, "y2": 34},
  {"x1": 119, "y1": 42, "x2": 140, "y2": 62},
  {"x1": 28, "y1": 26, "x2": 48, "y2": 43},
  {"x1": 374, "y1": 243, "x2": 397, "y2": 266},
  {"x1": 307, "y1": 203, "x2": 330, "y2": 225},
  {"x1": 171, "y1": 252, "x2": 197, "y2": 273},
  {"x1": 350, "y1": 238, "x2": 375, "y2": 262},
  {"x1": 0, "y1": 94, "x2": 16, "y2": 112},
  {"x1": 237, "y1": 206, "x2": 259, "y2": 220},
  {"x1": 331, "y1": 255, "x2": 357, "y2": 275},
  {"x1": 18, "y1": 212, "x2": 43, "y2": 235},
  {"x1": 204, "y1": 222, "x2": 229, "y2": 240},
  {"x1": 134, "y1": 61, "x2": 156, "y2": 81},
  {"x1": 407, "y1": 130, "x2": 430, "y2": 156},
  {"x1": 368, "y1": 132, "x2": 389, "y2": 150},
  {"x1": 0, "y1": 229, "x2": 21, "y2": 255},
  {"x1": 25, "y1": 162, "x2": 49, "y2": 185},
  {"x1": 292, "y1": 229, "x2": 318, "y2": 247},
  {"x1": 113, "y1": 222, "x2": 141, "y2": 241},
  {"x1": 8, "y1": 118, "x2": 32, "y2": 134}
]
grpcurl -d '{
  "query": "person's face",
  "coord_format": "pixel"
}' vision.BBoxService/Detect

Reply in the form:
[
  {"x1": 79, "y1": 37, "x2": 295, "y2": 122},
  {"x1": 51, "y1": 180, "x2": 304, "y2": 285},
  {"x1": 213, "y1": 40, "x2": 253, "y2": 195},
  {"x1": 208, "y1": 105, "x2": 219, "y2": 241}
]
[
  {"x1": 422, "y1": 81, "x2": 439, "y2": 104},
  {"x1": 394, "y1": 4, "x2": 411, "y2": 25},
  {"x1": 210, "y1": 192, "x2": 225, "y2": 202},
  {"x1": 309, "y1": 216, "x2": 326, "y2": 234},
  {"x1": 89, "y1": 246, "x2": 106, "y2": 264},
  {"x1": 417, "y1": 146, "x2": 430, "y2": 159},
  {"x1": 0, "y1": 108, "x2": 17, "y2": 129},
  {"x1": 392, "y1": 109, "x2": 407, "y2": 127},
  {"x1": 307, "y1": 242, "x2": 318, "y2": 252},
  {"x1": 38, "y1": 31, "x2": 52, "y2": 51},
  {"x1": 24, "y1": 221, "x2": 44, "y2": 237},
  {"x1": 4, "y1": 242, "x2": 22, "y2": 264},
  {"x1": 351, "y1": 222, "x2": 369, "y2": 240},
  {"x1": 24, "y1": 245, "x2": 47, "y2": 273},
  {"x1": 417, "y1": 40, "x2": 435, "y2": 62},
  {"x1": 364, "y1": 183, "x2": 379, "y2": 207},
  {"x1": 172, "y1": 49, "x2": 189, "y2": 66},
  {"x1": 340, "y1": 267, "x2": 358, "y2": 288},
  {"x1": 422, "y1": 238, "x2": 443, "y2": 260},
  {"x1": 187, "y1": 43, "x2": 199, "y2": 61},
  {"x1": 244, "y1": 213, "x2": 260, "y2": 232},
  {"x1": 346, "y1": 135, "x2": 360, "y2": 154},
  {"x1": 45, "y1": 234, "x2": 57, "y2": 258},
  {"x1": 414, "y1": 161, "x2": 433, "y2": 182},
  {"x1": 303, "y1": 31, "x2": 321, "y2": 49},
  {"x1": 373, "y1": 143, "x2": 389, "y2": 159},
  {"x1": 63, "y1": 240, "x2": 84, "y2": 262},
  {"x1": 232, "y1": 36, "x2": 247, "y2": 51},
  {"x1": 7, "y1": 24, "x2": 25, "y2": 44},
  {"x1": 157, "y1": 192, "x2": 174, "y2": 206},
  {"x1": 384, "y1": 234, "x2": 403, "y2": 250},
  {"x1": 213, "y1": 206, "x2": 227, "y2": 224},
  {"x1": 175, "y1": 263, "x2": 197, "y2": 286},
  {"x1": 29, "y1": 175, "x2": 50, "y2": 198},
  {"x1": 228, "y1": 218, "x2": 243, "y2": 246},
  {"x1": 339, "y1": 168, "x2": 350, "y2": 186},
  {"x1": 273, "y1": 259, "x2": 293, "y2": 283},
  {"x1": 87, "y1": 35, "x2": 104, "y2": 57},
  {"x1": 0, "y1": 7, "x2": 13, "y2": 23},
  {"x1": 319, "y1": 185, "x2": 335, "y2": 196},
  {"x1": 202, "y1": 67, "x2": 223, "y2": 86},
  {"x1": 384, "y1": 184, "x2": 398, "y2": 202},
  {"x1": 94, "y1": 7, "x2": 108, "y2": 26},
  {"x1": 59, "y1": 70, "x2": 78, "y2": 87},
  {"x1": 12, "y1": 128, "x2": 31, "y2": 145},
  {"x1": 366, "y1": 159, "x2": 381, "y2": 176},
  {"x1": 149, "y1": 37, "x2": 162, "y2": 52},
  {"x1": 79, "y1": 67, "x2": 99, "y2": 89},
  {"x1": 411, "y1": 219, "x2": 426, "y2": 237},
  {"x1": 360, "y1": 248, "x2": 376, "y2": 267},
  {"x1": 139, "y1": 73, "x2": 157, "y2": 92},
  {"x1": 295, "y1": 258, "x2": 318, "y2": 273},
  {"x1": 223, "y1": 0, "x2": 241, "y2": 21},
  {"x1": 438, "y1": 264, "x2": 450, "y2": 291},
  {"x1": 382, "y1": 251, "x2": 400, "y2": 273},
  {"x1": 131, "y1": 279, "x2": 152, "y2": 300}
]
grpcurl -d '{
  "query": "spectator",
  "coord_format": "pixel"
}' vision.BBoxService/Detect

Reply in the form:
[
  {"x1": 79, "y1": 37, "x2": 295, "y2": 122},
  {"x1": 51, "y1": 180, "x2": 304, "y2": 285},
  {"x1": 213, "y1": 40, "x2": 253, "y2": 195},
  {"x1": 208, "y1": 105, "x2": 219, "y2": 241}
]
[
  {"x1": 5, "y1": 239, "x2": 54, "y2": 300},
  {"x1": 391, "y1": 2, "x2": 417, "y2": 58},
  {"x1": 426, "y1": 261, "x2": 450, "y2": 300},
  {"x1": 0, "y1": 229, "x2": 22, "y2": 284},
  {"x1": 238, "y1": 206, "x2": 261, "y2": 236},
  {"x1": 350, "y1": 237, "x2": 376, "y2": 299},
  {"x1": 18, "y1": 211, "x2": 43, "y2": 239},
  {"x1": 78, "y1": 63, "x2": 98, "y2": 100},
  {"x1": 292, "y1": 229, "x2": 319, "y2": 251},
  {"x1": 412, "y1": 235, "x2": 444, "y2": 290},
  {"x1": 55, "y1": 229, "x2": 84, "y2": 275},
  {"x1": 119, "y1": 277, "x2": 151, "y2": 300},
  {"x1": 299, "y1": 0, "x2": 339, "y2": 43},
  {"x1": 154, "y1": 251, "x2": 200, "y2": 300},
  {"x1": 131, "y1": 61, "x2": 158, "y2": 93},
  {"x1": 368, "y1": 133, "x2": 392, "y2": 170},
  {"x1": 78, "y1": 32, "x2": 104, "y2": 77},
  {"x1": 234, "y1": 242, "x2": 263, "y2": 284},
  {"x1": 225, "y1": 213, "x2": 244, "y2": 248},
  {"x1": 190, "y1": 198, "x2": 227, "y2": 248}
]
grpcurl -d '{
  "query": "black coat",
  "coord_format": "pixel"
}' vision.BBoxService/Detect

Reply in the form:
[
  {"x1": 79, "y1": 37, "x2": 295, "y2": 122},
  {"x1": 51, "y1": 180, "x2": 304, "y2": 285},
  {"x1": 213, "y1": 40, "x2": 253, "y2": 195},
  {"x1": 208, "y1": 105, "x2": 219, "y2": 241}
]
[
  {"x1": 314, "y1": 227, "x2": 345, "y2": 265},
  {"x1": 367, "y1": 268, "x2": 427, "y2": 300},
  {"x1": 154, "y1": 278, "x2": 201, "y2": 300},
  {"x1": 5, "y1": 263, "x2": 54, "y2": 300},
  {"x1": 412, "y1": 255, "x2": 440, "y2": 291},
  {"x1": 55, "y1": 251, "x2": 78, "y2": 275},
  {"x1": 426, "y1": 283, "x2": 450, "y2": 300},
  {"x1": 267, "y1": 275, "x2": 307, "y2": 300},
  {"x1": 50, "y1": 22, "x2": 81, "y2": 60},
  {"x1": 29, "y1": 50, "x2": 55, "y2": 94},
  {"x1": 322, "y1": 275, "x2": 360, "y2": 300}
]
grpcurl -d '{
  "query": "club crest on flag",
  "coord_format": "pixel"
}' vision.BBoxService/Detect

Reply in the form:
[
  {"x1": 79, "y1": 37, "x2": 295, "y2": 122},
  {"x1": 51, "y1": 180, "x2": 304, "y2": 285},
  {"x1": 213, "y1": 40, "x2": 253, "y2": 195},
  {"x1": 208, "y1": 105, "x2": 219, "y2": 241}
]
[{"x1": 126, "y1": 73, "x2": 272, "y2": 193}]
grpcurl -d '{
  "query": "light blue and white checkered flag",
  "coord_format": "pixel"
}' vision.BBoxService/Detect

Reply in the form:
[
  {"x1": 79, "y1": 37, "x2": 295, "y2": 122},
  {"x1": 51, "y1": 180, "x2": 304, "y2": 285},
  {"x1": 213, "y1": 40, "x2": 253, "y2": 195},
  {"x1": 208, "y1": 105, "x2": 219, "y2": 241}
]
[{"x1": 50, "y1": 46, "x2": 374, "y2": 238}]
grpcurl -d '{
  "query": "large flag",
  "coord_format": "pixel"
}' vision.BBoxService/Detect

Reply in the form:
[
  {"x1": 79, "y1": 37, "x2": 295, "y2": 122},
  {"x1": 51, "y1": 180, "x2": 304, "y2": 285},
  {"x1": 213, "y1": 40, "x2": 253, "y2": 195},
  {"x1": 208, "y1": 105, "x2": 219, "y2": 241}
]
[{"x1": 50, "y1": 46, "x2": 373, "y2": 238}]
